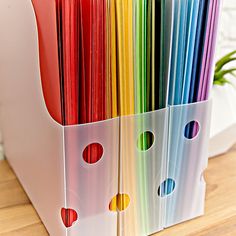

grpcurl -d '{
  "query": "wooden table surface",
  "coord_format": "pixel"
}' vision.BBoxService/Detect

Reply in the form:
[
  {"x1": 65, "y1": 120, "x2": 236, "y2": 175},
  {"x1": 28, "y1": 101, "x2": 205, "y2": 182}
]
[{"x1": 0, "y1": 145, "x2": 236, "y2": 236}]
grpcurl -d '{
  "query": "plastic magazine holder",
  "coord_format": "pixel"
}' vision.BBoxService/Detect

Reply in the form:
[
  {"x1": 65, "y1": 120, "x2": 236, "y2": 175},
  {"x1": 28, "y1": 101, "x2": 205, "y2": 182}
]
[{"x1": 0, "y1": 1, "x2": 212, "y2": 236}]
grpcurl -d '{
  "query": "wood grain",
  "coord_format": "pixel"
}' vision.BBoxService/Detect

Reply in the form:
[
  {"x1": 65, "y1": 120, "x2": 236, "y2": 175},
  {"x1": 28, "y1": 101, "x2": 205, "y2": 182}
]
[
  {"x1": 0, "y1": 161, "x2": 48, "y2": 235},
  {"x1": 0, "y1": 144, "x2": 236, "y2": 235}
]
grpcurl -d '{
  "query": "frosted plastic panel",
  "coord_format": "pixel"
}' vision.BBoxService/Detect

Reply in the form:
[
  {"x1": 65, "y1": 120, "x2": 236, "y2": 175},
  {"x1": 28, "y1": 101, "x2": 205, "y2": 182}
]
[
  {"x1": 165, "y1": 100, "x2": 212, "y2": 227},
  {"x1": 64, "y1": 119, "x2": 120, "y2": 236},
  {"x1": 119, "y1": 109, "x2": 168, "y2": 236},
  {"x1": 0, "y1": 1, "x2": 66, "y2": 235}
]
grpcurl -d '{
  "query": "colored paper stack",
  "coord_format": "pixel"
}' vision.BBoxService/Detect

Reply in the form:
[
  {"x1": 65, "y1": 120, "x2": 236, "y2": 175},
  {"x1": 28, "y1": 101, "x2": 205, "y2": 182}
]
[{"x1": 32, "y1": 0, "x2": 220, "y2": 124}]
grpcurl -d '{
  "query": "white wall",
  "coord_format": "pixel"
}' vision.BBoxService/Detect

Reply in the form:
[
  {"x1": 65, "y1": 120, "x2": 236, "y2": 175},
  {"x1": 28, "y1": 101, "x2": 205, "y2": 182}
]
[
  {"x1": 216, "y1": 0, "x2": 236, "y2": 58},
  {"x1": 209, "y1": 1, "x2": 236, "y2": 157}
]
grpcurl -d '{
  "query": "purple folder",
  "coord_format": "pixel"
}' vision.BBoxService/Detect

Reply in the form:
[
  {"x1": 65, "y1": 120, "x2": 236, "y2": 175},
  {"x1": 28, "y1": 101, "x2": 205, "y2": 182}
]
[
  {"x1": 196, "y1": 0, "x2": 214, "y2": 102},
  {"x1": 197, "y1": 0, "x2": 220, "y2": 102},
  {"x1": 204, "y1": 0, "x2": 220, "y2": 99},
  {"x1": 193, "y1": 0, "x2": 220, "y2": 136}
]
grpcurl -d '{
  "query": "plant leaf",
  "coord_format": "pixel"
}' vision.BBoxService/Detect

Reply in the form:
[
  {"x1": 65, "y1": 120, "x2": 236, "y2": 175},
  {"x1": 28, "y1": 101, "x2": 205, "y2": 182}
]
[
  {"x1": 216, "y1": 50, "x2": 236, "y2": 67},
  {"x1": 213, "y1": 81, "x2": 223, "y2": 85},
  {"x1": 215, "y1": 68, "x2": 236, "y2": 78},
  {"x1": 230, "y1": 71, "x2": 236, "y2": 77},
  {"x1": 214, "y1": 50, "x2": 236, "y2": 88},
  {"x1": 214, "y1": 77, "x2": 232, "y2": 86},
  {"x1": 215, "y1": 57, "x2": 236, "y2": 72}
]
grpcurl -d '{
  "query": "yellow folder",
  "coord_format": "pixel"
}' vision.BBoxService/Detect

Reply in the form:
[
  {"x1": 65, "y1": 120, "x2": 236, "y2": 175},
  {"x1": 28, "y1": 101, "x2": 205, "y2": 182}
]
[
  {"x1": 116, "y1": 0, "x2": 138, "y2": 235},
  {"x1": 110, "y1": 0, "x2": 118, "y2": 118}
]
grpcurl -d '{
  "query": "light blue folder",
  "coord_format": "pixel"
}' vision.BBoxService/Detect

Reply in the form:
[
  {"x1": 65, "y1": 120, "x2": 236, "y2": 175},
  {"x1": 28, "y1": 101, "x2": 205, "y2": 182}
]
[
  {"x1": 189, "y1": 0, "x2": 210, "y2": 103},
  {"x1": 173, "y1": 0, "x2": 188, "y2": 105},
  {"x1": 181, "y1": 0, "x2": 200, "y2": 104},
  {"x1": 168, "y1": 0, "x2": 189, "y2": 106},
  {"x1": 168, "y1": 0, "x2": 181, "y2": 105}
]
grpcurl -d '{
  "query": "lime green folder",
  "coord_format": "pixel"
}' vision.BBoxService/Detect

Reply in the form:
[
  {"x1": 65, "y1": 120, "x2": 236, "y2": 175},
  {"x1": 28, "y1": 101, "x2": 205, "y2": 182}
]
[
  {"x1": 135, "y1": 0, "x2": 147, "y2": 116},
  {"x1": 135, "y1": 0, "x2": 148, "y2": 231}
]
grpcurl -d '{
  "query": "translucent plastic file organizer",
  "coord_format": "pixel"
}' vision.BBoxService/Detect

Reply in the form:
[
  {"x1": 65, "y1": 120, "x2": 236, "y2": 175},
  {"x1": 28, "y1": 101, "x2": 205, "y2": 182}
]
[{"x1": 0, "y1": 1, "x2": 212, "y2": 236}]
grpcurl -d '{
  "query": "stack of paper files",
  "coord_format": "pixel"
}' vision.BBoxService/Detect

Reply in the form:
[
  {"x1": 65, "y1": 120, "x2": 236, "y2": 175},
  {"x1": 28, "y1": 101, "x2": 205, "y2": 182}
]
[{"x1": 32, "y1": 0, "x2": 220, "y2": 123}]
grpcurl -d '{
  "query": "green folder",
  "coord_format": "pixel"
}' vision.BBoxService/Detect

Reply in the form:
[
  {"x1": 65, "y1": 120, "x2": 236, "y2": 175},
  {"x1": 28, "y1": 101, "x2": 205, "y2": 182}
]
[{"x1": 135, "y1": 0, "x2": 148, "y2": 232}]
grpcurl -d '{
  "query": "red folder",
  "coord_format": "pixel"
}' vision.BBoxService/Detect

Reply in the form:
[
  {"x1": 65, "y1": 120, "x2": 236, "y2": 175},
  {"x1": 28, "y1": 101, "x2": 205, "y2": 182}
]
[
  {"x1": 61, "y1": 0, "x2": 79, "y2": 125},
  {"x1": 91, "y1": 0, "x2": 106, "y2": 123},
  {"x1": 90, "y1": 0, "x2": 106, "y2": 163},
  {"x1": 80, "y1": 0, "x2": 107, "y2": 163},
  {"x1": 33, "y1": 0, "x2": 106, "y2": 163},
  {"x1": 80, "y1": 0, "x2": 92, "y2": 125},
  {"x1": 31, "y1": 0, "x2": 62, "y2": 124},
  {"x1": 80, "y1": 0, "x2": 107, "y2": 125}
]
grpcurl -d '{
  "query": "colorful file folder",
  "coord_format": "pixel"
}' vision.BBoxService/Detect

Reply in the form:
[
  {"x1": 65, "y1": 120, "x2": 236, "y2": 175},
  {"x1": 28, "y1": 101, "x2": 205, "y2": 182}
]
[{"x1": 33, "y1": 0, "x2": 220, "y2": 127}]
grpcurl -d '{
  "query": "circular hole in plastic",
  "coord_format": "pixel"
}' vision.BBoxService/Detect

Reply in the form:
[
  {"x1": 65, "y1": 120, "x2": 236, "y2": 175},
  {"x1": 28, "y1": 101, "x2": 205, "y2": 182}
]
[
  {"x1": 137, "y1": 131, "x2": 154, "y2": 151},
  {"x1": 61, "y1": 208, "x2": 78, "y2": 228},
  {"x1": 184, "y1": 121, "x2": 200, "y2": 139},
  {"x1": 83, "y1": 143, "x2": 103, "y2": 164},
  {"x1": 109, "y1": 193, "x2": 130, "y2": 212},
  {"x1": 158, "y1": 178, "x2": 176, "y2": 197}
]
